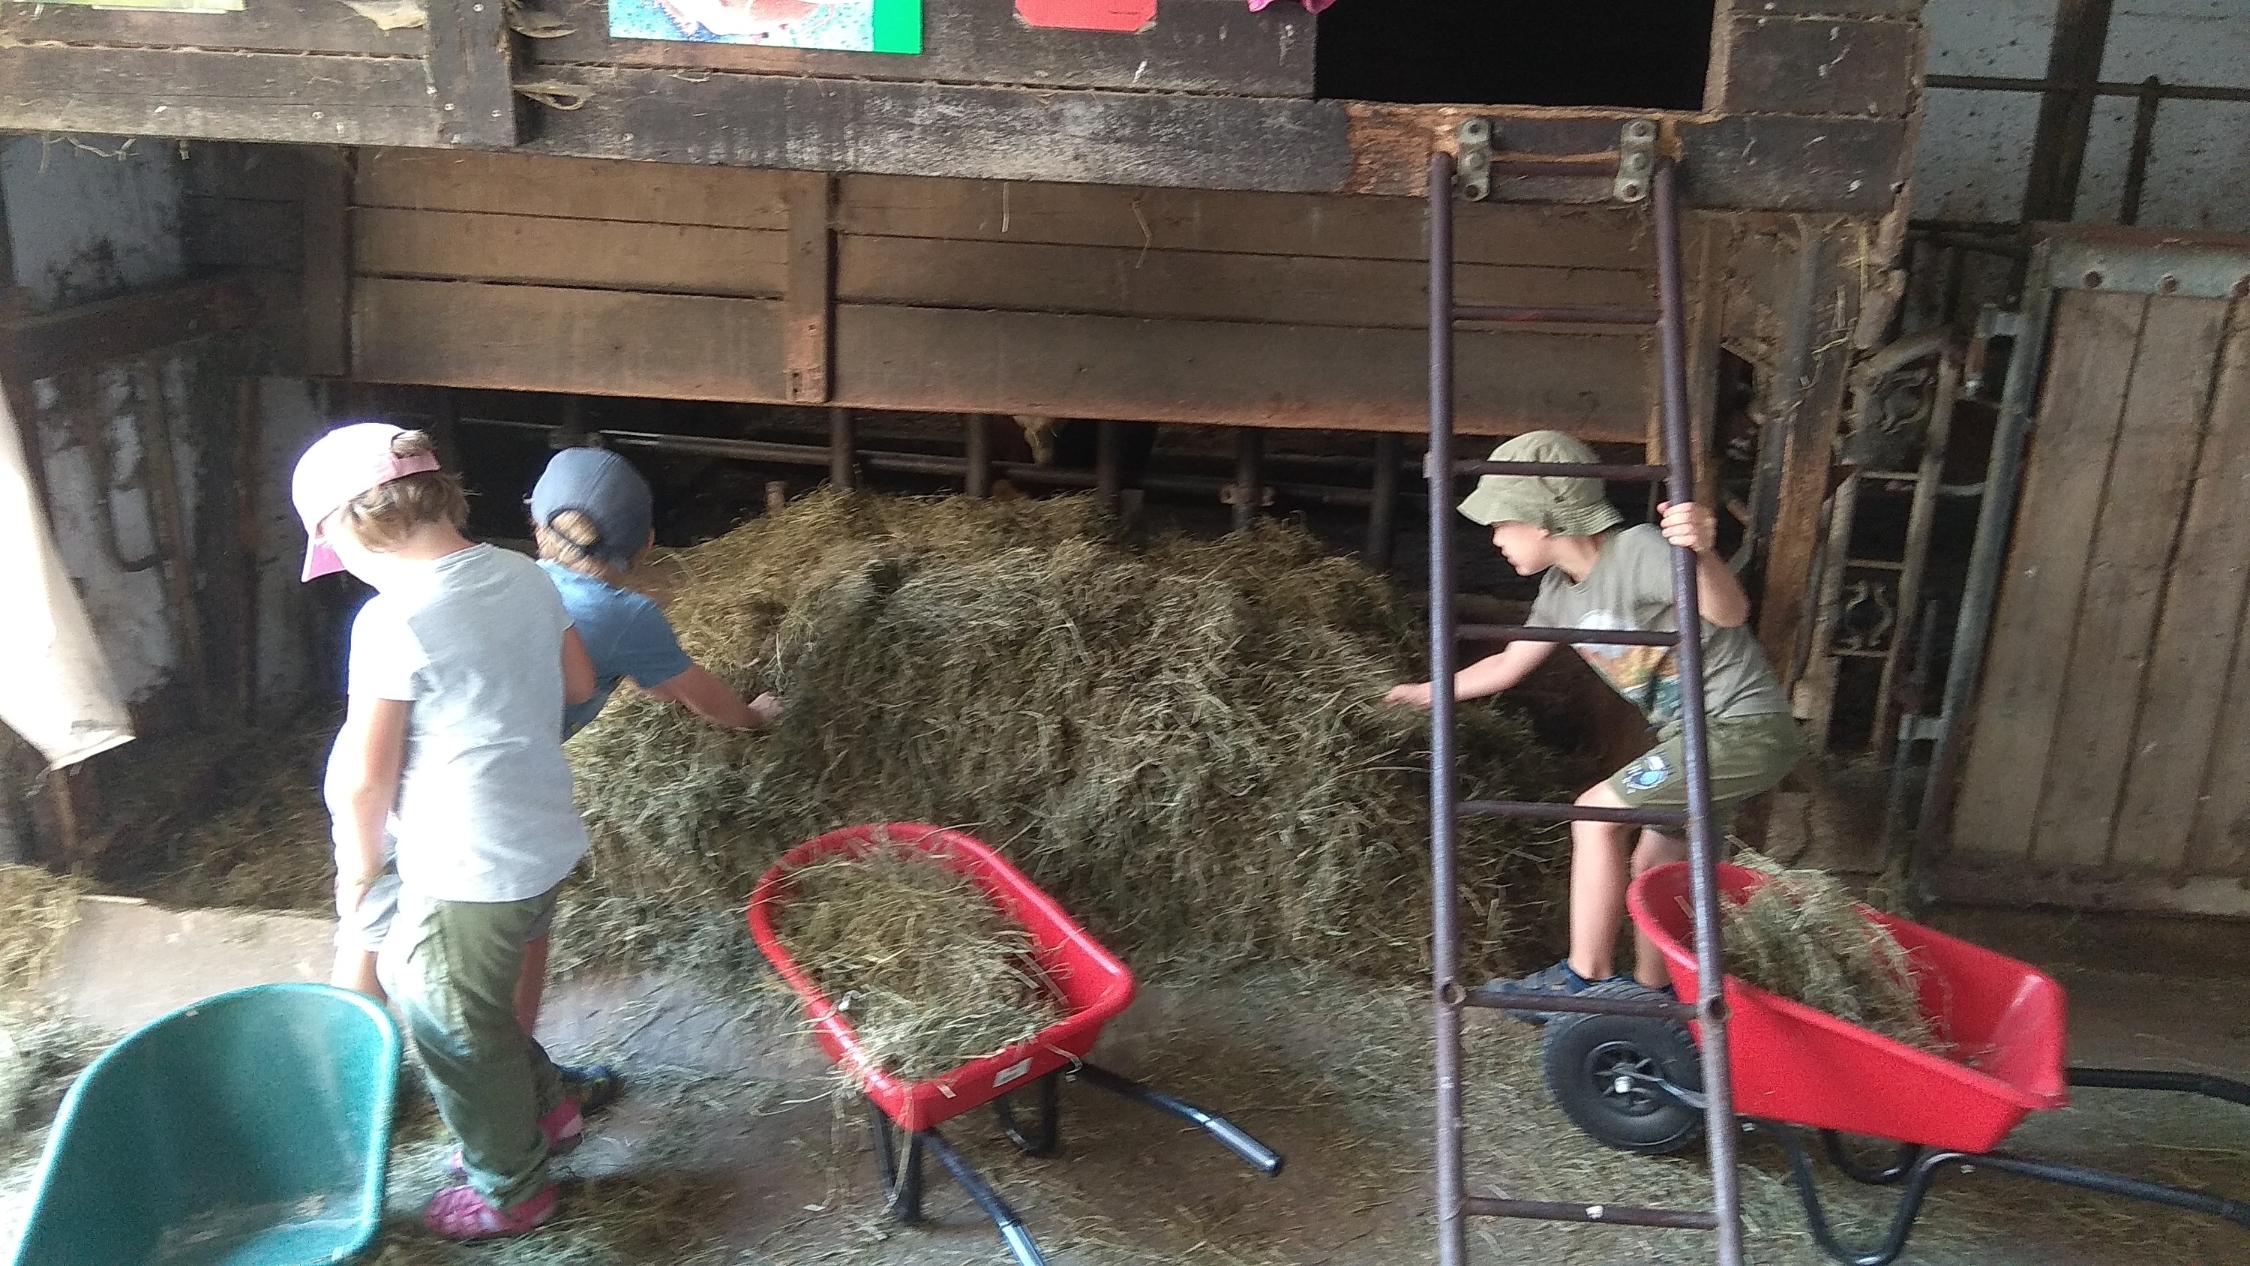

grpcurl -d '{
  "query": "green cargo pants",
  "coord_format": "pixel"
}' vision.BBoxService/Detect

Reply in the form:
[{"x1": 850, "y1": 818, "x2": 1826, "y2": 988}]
[{"x1": 378, "y1": 881, "x2": 566, "y2": 1210}]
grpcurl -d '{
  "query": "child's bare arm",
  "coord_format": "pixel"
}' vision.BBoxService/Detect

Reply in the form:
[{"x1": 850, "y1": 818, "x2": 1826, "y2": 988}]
[
  {"x1": 1658, "y1": 501, "x2": 1751, "y2": 629},
  {"x1": 1385, "y1": 640, "x2": 1557, "y2": 708},
  {"x1": 562, "y1": 627, "x2": 597, "y2": 708},
  {"x1": 328, "y1": 696, "x2": 409, "y2": 915},
  {"x1": 644, "y1": 664, "x2": 780, "y2": 729}
]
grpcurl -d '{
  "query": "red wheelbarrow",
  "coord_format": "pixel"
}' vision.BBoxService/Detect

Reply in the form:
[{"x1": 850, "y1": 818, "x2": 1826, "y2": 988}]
[
  {"x1": 1533, "y1": 862, "x2": 2250, "y2": 1264},
  {"x1": 748, "y1": 823, "x2": 1284, "y2": 1266}
]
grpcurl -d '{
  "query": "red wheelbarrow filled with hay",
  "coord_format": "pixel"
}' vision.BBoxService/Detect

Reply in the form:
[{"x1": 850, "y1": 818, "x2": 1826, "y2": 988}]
[
  {"x1": 1531, "y1": 861, "x2": 2250, "y2": 1265},
  {"x1": 748, "y1": 823, "x2": 1284, "y2": 1266}
]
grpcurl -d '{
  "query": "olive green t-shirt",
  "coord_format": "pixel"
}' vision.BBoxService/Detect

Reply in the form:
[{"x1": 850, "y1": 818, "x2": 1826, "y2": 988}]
[{"x1": 1528, "y1": 525, "x2": 1790, "y2": 725}]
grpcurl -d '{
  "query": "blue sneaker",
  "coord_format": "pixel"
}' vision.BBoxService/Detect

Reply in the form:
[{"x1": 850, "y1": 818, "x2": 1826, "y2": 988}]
[{"x1": 1485, "y1": 959, "x2": 1631, "y2": 1027}]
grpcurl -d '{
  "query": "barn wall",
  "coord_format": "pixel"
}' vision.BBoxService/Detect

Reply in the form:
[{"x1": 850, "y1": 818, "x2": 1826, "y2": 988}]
[{"x1": 335, "y1": 149, "x2": 1670, "y2": 440}]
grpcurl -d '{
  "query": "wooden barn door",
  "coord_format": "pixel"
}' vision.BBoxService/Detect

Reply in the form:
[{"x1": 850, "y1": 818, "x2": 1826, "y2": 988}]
[{"x1": 1946, "y1": 235, "x2": 2250, "y2": 916}]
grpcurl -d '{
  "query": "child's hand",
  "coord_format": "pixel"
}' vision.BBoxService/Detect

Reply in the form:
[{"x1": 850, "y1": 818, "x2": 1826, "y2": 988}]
[
  {"x1": 1658, "y1": 501, "x2": 1718, "y2": 554},
  {"x1": 748, "y1": 692, "x2": 785, "y2": 728},
  {"x1": 334, "y1": 871, "x2": 374, "y2": 921},
  {"x1": 1384, "y1": 682, "x2": 1435, "y2": 709}
]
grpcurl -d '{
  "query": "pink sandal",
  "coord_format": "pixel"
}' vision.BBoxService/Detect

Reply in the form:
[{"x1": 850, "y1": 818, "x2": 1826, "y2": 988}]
[
  {"x1": 446, "y1": 1100, "x2": 584, "y2": 1177},
  {"x1": 423, "y1": 1183, "x2": 557, "y2": 1240}
]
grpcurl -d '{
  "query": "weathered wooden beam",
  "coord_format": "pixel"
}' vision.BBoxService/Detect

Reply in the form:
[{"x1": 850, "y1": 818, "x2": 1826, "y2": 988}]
[
  {"x1": 532, "y1": 0, "x2": 1316, "y2": 97},
  {"x1": 783, "y1": 174, "x2": 837, "y2": 404},
  {"x1": 0, "y1": 46, "x2": 1907, "y2": 211},
  {"x1": 0, "y1": 46, "x2": 436, "y2": 147},
  {"x1": 2, "y1": 275, "x2": 267, "y2": 380},
  {"x1": 1715, "y1": 14, "x2": 1922, "y2": 118},
  {"x1": 427, "y1": 0, "x2": 522, "y2": 148}
]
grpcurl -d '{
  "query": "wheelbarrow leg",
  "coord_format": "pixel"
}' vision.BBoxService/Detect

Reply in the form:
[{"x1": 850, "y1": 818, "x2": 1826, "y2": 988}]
[
  {"x1": 1820, "y1": 1131, "x2": 1923, "y2": 1185},
  {"x1": 994, "y1": 1072, "x2": 1062, "y2": 1158},
  {"x1": 922, "y1": 1126, "x2": 1051, "y2": 1266},
  {"x1": 866, "y1": 1097, "x2": 924, "y2": 1224},
  {"x1": 1074, "y1": 1062, "x2": 1285, "y2": 1176}
]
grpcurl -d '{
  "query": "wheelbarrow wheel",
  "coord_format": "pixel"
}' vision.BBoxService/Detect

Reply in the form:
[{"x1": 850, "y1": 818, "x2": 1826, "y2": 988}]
[
  {"x1": 1542, "y1": 981, "x2": 1704, "y2": 1156},
  {"x1": 866, "y1": 1098, "x2": 925, "y2": 1223}
]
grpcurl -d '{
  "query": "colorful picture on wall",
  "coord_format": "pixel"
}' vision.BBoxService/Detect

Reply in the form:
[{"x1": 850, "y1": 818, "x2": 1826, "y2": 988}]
[{"x1": 610, "y1": 0, "x2": 923, "y2": 54}]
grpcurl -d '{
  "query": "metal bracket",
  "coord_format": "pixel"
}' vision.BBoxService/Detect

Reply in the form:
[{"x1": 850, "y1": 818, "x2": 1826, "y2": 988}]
[
  {"x1": 1614, "y1": 121, "x2": 1657, "y2": 204},
  {"x1": 1455, "y1": 119, "x2": 1493, "y2": 203},
  {"x1": 2047, "y1": 233, "x2": 2250, "y2": 299},
  {"x1": 1218, "y1": 484, "x2": 1277, "y2": 508}
]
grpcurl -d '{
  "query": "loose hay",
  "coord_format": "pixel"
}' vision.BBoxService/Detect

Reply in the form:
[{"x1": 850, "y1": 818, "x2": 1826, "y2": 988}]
[
  {"x1": 0, "y1": 864, "x2": 81, "y2": 998},
  {"x1": 561, "y1": 491, "x2": 1572, "y2": 984},
  {"x1": 771, "y1": 838, "x2": 1064, "y2": 1082},
  {"x1": 1720, "y1": 853, "x2": 1941, "y2": 1052},
  {"x1": 111, "y1": 709, "x2": 338, "y2": 914}
]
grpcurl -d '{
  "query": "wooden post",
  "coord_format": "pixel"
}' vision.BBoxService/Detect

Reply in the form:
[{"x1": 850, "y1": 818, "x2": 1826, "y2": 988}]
[
  {"x1": 232, "y1": 375, "x2": 264, "y2": 723},
  {"x1": 1231, "y1": 427, "x2": 1264, "y2": 531},
  {"x1": 299, "y1": 150, "x2": 350, "y2": 378},
  {"x1": 134, "y1": 360, "x2": 211, "y2": 713},
  {"x1": 427, "y1": 0, "x2": 523, "y2": 148},
  {"x1": 784, "y1": 173, "x2": 837, "y2": 403},
  {"x1": 765, "y1": 480, "x2": 789, "y2": 514},
  {"x1": 1758, "y1": 235, "x2": 1859, "y2": 689},
  {"x1": 1094, "y1": 419, "x2": 1124, "y2": 509}
]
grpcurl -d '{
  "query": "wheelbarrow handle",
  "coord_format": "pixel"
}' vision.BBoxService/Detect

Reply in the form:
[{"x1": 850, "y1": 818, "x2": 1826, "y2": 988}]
[{"x1": 1075, "y1": 1063, "x2": 1287, "y2": 1177}]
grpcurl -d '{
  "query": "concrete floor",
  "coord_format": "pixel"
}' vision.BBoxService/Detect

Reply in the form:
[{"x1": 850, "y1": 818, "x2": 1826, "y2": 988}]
[{"x1": 7, "y1": 893, "x2": 2246, "y2": 1266}]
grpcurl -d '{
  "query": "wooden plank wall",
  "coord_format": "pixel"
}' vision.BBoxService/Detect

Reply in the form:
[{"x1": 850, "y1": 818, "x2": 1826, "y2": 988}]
[
  {"x1": 347, "y1": 149, "x2": 1667, "y2": 438},
  {"x1": 1949, "y1": 287, "x2": 2250, "y2": 912}
]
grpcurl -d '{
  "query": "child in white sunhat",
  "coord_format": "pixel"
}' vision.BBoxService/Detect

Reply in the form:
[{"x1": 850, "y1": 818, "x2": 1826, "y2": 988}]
[
  {"x1": 1387, "y1": 430, "x2": 1803, "y2": 1017},
  {"x1": 296, "y1": 421, "x2": 593, "y2": 1240}
]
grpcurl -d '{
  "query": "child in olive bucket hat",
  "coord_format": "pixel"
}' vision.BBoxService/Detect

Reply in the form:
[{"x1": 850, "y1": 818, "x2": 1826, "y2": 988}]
[{"x1": 1387, "y1": 431, "x2": 1803, "y2": 1017}]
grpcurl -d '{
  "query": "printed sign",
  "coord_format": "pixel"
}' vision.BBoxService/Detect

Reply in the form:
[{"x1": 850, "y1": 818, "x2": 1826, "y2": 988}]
[{"x1": 611, "y1": 0, "x2": 923, "y2": 55}]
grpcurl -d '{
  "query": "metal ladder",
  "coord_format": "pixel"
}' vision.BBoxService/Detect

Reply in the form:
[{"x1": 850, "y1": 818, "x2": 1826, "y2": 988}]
[{"x1": 1426, "y1": 148, "x2": 1748, "y2": 1265}]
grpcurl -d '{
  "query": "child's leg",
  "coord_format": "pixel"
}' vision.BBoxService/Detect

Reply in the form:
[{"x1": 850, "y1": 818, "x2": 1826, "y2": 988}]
[
  {"x1": 514, "y1": 936, "x2": 551, "y2": 1034},
  {"x1": 380, "y1": 883, "x2": 569, "y2": 1217},
  {"x1": 1566, "y1": 780, "x2": 1640, "y2": 981},
  {"x1": 1629, "y1": 830, "x2": 1690, "y2": 989}
]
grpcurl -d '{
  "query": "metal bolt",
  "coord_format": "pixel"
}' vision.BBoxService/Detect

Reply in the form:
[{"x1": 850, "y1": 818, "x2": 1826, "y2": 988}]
[
  {"x1": 2084, "y1": 270, "x2": 2105, "y2": 288},
  {"x1": 491, "y1": 109, "x2": 504, "y2": 119},
  {"x1": 1460, "y1": 150, "x2": 1489, "y2": 172},
  {"x1": 2160, "y1": 274, "x2": 2181, "y2": 294},
  {"x1": 1623, "y1": 152, "x2": 1651, "y2": 173},
  {"x1": 1627, "y1": 121, "x2": 1656, "y2": 140},
  {"x1": 1621, "y1": 183, "x2": 1643, "y2": 200}
]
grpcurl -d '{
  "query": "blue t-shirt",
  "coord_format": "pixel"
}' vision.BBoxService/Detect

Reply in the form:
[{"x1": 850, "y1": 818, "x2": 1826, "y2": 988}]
[{"x1": 540, "y1": 561, "x2": 695, "y2": 738}]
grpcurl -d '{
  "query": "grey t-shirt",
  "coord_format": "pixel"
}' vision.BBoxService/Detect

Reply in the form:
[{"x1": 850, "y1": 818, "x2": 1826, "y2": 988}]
[
  {"x1": 328, "y1": 543, "x2": 589, "y2": 903},
  {"x1": 1528, "y1": 525, "x2": 1790, "y2": 725}
]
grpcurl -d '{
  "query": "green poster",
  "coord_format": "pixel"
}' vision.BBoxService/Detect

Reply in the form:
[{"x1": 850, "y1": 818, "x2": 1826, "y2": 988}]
[{"x1": 611, "y1": 0, "x2": 923, "y2": 56}]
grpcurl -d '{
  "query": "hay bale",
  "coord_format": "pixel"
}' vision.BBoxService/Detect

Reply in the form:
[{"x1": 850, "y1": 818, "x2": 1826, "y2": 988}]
[
  {"x1": 562, "y1": 491, "x2": 1571, "y2": 982},
  {"x1": 1721, "y1": 854, "x2": 1940, "y2": 1052},
  {"x1": 771, "y1": 835, "x2": 1064, "y2": 1081}
]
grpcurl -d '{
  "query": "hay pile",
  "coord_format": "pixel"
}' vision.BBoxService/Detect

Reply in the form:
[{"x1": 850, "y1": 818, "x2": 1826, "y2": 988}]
[
  {"x1": 771, "y1": 835, "x2": 1064, "y2": 1081},
  {"x1": 1721, "y1": 854, "x2": 1940, "y2": 1051},
  {"x1": 562, "y1": 491, "x2": 1570, "y2": 983},
  {"x1": 0, "y1": 865, "x2": 101, "y2": 1149}
]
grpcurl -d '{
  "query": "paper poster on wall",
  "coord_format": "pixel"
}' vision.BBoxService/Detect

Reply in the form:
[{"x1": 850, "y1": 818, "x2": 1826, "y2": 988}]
[
  {"x1": 611, "y1": 0, "x2": 923, "y2": 54},
  {"x1": 18, "y1": 0, "x2": 244, "y2": 11},
  {"x1": 1014, "y1": 0, "x2": 1156, "y2": 33}
]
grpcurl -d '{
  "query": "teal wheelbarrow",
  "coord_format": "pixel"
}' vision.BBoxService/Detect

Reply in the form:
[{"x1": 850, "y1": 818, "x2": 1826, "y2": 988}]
[{"x1": 10, "y1": 983, "x2": 401, "y2": 1266}]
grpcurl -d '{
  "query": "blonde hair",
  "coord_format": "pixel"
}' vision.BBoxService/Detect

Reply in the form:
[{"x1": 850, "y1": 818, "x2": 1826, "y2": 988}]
[
  {"x1": 331, "y1": 430, "x2": 468, "y2": 550},
  {"x1": 534, "y1": 509, "x2": 627, "y2": 582}
]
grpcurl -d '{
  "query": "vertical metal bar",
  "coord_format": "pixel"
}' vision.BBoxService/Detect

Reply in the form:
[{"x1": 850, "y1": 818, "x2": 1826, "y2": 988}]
[
  {"x1": 2119, "y1": 77, "x2": 2162, "y2": 227},
  {"x1": 1096, "y1": 419, "x2": 1124, "y2": 509},
  {"x1": 965, "y1": 414, "x2": 993, "y2": 498},
  {"x1": 1232, "y1": 427, "x2": 1264, "y2": 531},
  {"x1": 1654, "y1": 159, "x2": 1746, "y2": 1266},
  {"x1": 1426, "y1": 151, "x2": 1466, "y2": 1266},
  {"x1": 1368, "y1": 431, "x2": 1402, "y2": 571},
  {"x1": 829, "y1": 407, "x2": 856, "y2": 490},
  {"x1": 1875, "y1": 351, "x2": 1963, "y2": 758},
  {"x1": 2021, "y1": 0, "x2": 2119, "y2": 221}
]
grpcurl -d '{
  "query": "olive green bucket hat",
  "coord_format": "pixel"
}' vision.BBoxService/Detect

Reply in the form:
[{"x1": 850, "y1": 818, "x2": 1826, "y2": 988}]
[{"x1": 1455, "y1": 430, "x2": 1627, "y2": 536}]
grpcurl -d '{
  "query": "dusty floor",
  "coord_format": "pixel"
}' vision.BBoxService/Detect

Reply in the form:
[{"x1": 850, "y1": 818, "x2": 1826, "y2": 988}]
[{"x1": 4, "y1": 906, "x2": 2246, "y2": 1266}]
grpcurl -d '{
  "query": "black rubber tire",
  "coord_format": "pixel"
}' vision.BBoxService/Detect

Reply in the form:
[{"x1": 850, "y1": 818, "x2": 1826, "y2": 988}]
[{"x1": 1541, "y1": 980, "x2": 1706, "y2": 1156}]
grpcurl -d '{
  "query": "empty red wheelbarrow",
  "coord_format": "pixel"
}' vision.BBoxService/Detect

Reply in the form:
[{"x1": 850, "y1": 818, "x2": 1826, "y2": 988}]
[
  {"x1": 1531, "y1": 862, "x2": 2250, "y2": 1264},
  {"x1": 749, "y1": 823, "x2": 1285, "y2": 1266}
]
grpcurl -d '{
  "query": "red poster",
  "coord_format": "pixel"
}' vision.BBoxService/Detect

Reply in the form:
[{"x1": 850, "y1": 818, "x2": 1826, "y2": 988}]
[{"x1": 1015, "y1": 0, "x2": 1157, "y2": 33}]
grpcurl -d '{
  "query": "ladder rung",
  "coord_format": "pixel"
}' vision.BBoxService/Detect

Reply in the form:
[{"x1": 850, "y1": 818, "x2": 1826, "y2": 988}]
[
  {"x1": 1460, "y1": 801, "x2": 1688, "y2": 830},
  {"x1": 1463, "y1": 1196, "x2": 1718, "y2": 1231},
  {"x1": 1454, "y1": 304, "x2": 1659, "y2": 326},
  {"x1": 1452, "y1": 460, "x2": 1669, "y2": 482},
  {"x1": 1461, "y1": 985, "x2": 1696, "y2": 1021},
  {"x1": 1457, "y1": 624, "x2": 1678, "y2": 648}
]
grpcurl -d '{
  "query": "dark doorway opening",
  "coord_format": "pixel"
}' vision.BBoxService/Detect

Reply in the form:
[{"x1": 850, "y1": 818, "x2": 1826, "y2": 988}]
[{"x1": 1316, "y1": 1, "x2": 1716, "y2": 111}]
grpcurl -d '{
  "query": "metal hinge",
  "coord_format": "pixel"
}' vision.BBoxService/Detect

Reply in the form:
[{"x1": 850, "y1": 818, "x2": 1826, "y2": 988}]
[
  {"x1": 1455, "y1": 120, "x2": 1494, "y2": 202},
  {"x1": 1453, "y1": 118, "x2": 1657, "y2": 205},
  {"x1": 1614, "y1": 121, "x2": 1657, "y2": 204}
]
